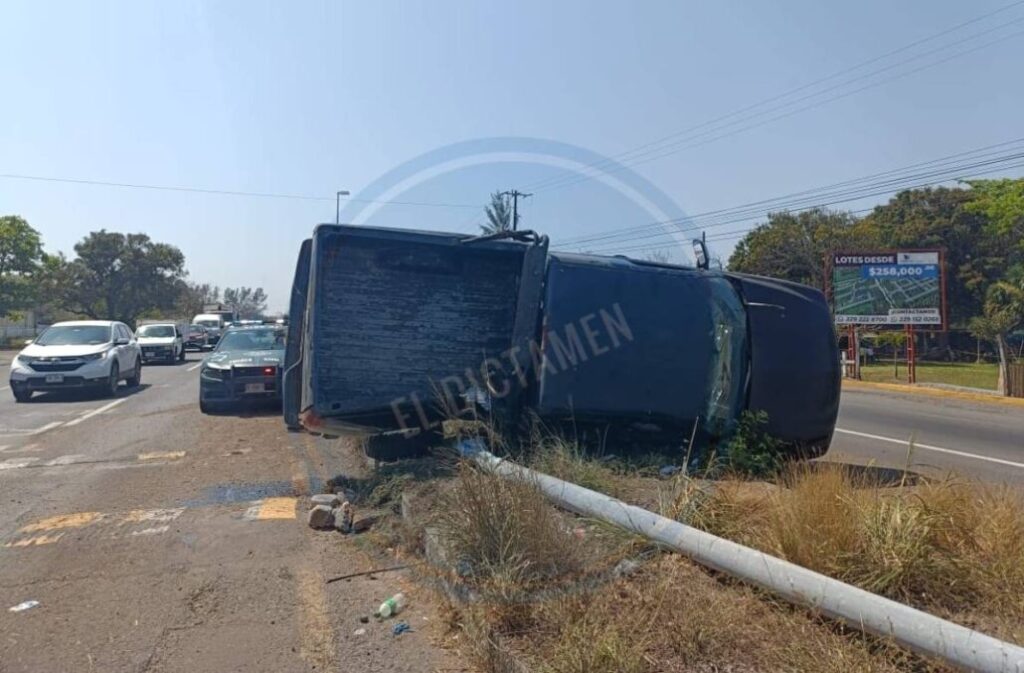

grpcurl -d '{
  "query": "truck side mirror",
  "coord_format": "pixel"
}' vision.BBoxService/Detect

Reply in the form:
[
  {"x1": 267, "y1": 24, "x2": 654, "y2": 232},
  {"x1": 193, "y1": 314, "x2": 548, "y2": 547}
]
[{"x1": 692, "y1": 239, "x2": 710, "y2": 270}]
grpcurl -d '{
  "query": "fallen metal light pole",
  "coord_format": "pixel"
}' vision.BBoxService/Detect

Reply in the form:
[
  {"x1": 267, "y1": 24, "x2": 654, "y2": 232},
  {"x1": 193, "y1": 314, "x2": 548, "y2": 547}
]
[{"x1": 461, "y1": 442, "x2": 1024, "y2": 673}]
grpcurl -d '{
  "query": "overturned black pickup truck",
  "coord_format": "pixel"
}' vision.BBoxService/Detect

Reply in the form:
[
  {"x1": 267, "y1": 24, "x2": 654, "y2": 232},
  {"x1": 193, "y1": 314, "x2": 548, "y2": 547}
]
[{"x1": 283, "y1": 224, "x2": 840, "y2": 460}]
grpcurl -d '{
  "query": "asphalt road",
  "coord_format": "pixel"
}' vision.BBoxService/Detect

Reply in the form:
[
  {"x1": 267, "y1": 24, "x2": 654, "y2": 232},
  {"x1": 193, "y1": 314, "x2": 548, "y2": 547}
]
[
  {"x1": 826, "y1": 387, "x2": 1024, "y2": 483},
  {"x1": 0, "y1": 354, "x2": 465, "y2": 673},
  {"x1": 1, "y1": 350, "x2": 1020, "y2": 670}
]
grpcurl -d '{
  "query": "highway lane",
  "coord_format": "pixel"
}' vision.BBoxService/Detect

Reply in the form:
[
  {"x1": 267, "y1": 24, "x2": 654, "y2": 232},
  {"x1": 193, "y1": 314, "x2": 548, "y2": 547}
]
[
  {"x1": 825, "y1": 387, "x2": 1024, "y2": 483},
  {"x1": 0, "y1": 351, "x2": 463, "y2": 673}
]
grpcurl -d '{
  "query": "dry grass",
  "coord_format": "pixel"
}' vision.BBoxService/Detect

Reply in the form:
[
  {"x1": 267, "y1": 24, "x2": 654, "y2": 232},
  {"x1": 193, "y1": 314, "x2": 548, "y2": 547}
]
[
  {"x1": 398, "y1": 429, "x2": 1024, "y2": 671},
  {"x1": 433, "y1": 463, "x2": 586, "y2": 597},
  {"x1": 527, "y1": 435, "x2": 623, "y2": 497},
  {"x1": 668, "y1": 464, "x2": 1024, "y2": 642},
  {"x1": 510, "y1": 556, "x2": 921, "y2": 673}
]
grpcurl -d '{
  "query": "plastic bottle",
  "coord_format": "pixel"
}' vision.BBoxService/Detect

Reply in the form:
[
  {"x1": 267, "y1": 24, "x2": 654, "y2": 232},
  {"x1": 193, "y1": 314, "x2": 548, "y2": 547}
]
[{"x1": 377, "y1": 593, "x2": 406, "y2": 618}]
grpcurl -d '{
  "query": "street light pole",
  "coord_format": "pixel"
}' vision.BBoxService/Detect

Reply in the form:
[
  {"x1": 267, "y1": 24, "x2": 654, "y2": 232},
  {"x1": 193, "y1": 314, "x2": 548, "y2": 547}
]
[{"x1": 336, "y1": 190, "x2": 350, "y2": 224}]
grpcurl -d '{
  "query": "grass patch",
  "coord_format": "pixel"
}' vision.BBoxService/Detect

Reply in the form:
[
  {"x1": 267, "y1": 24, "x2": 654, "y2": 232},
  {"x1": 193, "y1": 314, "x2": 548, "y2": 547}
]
[
  {"x1": 859, "y1": 361, "x2": 999, "y2": 390},
  {"x1": 434, "y1": 463, "x2": 586, "y2": 598},
  {"x1": 526, "y1": 435, "x2": 624, "y2": 497},
  {"x1": 668, "y1": 464, "x2": 1024, "y2": 643},
  {"x1": 513, "y1": 556, "x2": 916, "y2": 673}
]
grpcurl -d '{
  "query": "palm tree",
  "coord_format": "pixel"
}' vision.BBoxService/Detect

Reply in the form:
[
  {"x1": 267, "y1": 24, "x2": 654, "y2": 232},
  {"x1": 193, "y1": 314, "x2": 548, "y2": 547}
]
[
  {"x1": 480, "y1": 191, "x2": 519, "y2": 234},
  {"x1": 969, "y1": 279, "x2": 1024, "y2": 395}
]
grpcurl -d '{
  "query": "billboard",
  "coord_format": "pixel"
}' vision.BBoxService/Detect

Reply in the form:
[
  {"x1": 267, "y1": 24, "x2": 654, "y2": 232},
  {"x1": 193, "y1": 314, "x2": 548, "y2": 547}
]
[{"x1": 831, "y1": 250, "x2": 945, "y2": 326}]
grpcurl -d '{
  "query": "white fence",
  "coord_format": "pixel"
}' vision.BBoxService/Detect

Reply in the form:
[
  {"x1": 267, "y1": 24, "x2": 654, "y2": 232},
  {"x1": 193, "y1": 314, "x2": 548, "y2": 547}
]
[{"x1": 0, "y1": 311, "x2": 42, "y2": 343}]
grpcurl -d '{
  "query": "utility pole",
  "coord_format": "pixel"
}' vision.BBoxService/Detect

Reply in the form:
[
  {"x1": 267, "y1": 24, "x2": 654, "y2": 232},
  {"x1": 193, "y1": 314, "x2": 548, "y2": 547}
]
[
  {"x1": 336, "y1": 190, "x2": 350, "y2": 225},
  {"x1": 499, "y1": 189, "x2": 531, "y2": 232}
]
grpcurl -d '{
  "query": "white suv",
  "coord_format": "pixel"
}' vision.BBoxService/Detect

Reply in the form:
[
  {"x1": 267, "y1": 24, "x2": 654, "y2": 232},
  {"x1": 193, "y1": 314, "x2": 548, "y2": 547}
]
[{"x1": 9, "y1": 320, "x2": 143, "y2": 402}]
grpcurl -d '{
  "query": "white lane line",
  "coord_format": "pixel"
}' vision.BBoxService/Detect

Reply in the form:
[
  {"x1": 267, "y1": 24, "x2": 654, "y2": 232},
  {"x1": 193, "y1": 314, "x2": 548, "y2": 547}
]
[
  {"x1": 834, "y1": 428, "x2": 1024, "y2": 470},
  {"x1": 0, "y1": 445, "x2": 8, "y2": 453},
  {"x1": 29, "y1": 421, "x2": 64, "y2": 435},
  {"x1": 187, "y1": 363, "x2": 202, "y2": 372},
  {"x1": 64, "y1": 398, "x2": 127, "y2": 427},
  {"x1": 137, "y1": 451, "x2": 186, "y2": 461},
  {"x1": 43, "y1": 454, "x2": 89, "y2": 467},
  {"x1": 0, "y1": 458, "x2": 37, "y2": 470}
]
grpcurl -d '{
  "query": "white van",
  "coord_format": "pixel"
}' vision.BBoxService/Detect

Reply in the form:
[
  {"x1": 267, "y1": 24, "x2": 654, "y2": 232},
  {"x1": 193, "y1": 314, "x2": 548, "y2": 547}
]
[{"x1": 192, "y1": 313, "x2": 229, "y2": 345}]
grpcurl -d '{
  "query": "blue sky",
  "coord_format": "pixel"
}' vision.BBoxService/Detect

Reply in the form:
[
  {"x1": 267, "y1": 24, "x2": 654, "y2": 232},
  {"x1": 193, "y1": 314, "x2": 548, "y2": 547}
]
[{"x1": 2, "y1": 0, "x2": 1023, "y2": 311}]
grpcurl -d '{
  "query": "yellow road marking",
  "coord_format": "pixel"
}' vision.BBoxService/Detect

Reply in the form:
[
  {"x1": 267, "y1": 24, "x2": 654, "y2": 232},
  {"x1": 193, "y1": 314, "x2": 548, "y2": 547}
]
[
  {"x1": 255, "y1": 497, "x2": 297, "y2": 520},
  {"x1": 137, "y1": 451, "x2": 186, "y2": 461},
  {"x1": 297, "y1": 565, "x2": 336, "y2": 670},
  {"x1": 19, "y1": 511, "x2": 105, "y2": 533},
  {"x1": 4, "y1": 533, "x2": 65, "y2": 547},
  {"x1": 120, "y1": 508, "x2": 185, "y2": 524}
]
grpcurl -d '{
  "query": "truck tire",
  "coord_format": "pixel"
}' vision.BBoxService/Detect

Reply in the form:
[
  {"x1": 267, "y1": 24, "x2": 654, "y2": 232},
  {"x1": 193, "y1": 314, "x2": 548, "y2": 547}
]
[
  {"x1": 179, "y1": 344, "x2": 186, "y2": 362},
  {"x1": 363, "y1": 429, "x2": 440, "y2": 462}
]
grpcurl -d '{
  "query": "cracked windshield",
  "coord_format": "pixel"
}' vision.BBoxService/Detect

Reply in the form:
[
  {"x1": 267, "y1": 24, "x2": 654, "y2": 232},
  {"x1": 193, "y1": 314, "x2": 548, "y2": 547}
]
[{"x1": 2, "y1": 2, "x2": 1023, "y2": 672}]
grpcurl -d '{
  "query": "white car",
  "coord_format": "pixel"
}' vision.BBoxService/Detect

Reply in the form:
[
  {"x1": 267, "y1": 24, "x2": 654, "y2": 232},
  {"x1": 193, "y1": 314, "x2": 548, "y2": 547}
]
[
  {"x1": 136, "y1": 322, "x2": 186, "y2": 364},
  {"x1": 9, "y1": 320, "x2": 143, "y2": 402}
]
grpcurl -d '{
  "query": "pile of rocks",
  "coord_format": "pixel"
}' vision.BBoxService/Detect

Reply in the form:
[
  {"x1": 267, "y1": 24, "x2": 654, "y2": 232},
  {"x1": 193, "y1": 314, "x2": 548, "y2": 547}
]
[{"x1": 306, "y1": 492, "x2": 356, "y2": 533}]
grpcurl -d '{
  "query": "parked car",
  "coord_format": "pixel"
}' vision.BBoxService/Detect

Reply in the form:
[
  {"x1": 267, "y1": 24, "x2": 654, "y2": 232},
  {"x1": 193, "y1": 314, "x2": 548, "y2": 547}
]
[
  {"x1": 185, "y1": 324, "x2": 210, "y2": 351},
  {"x1": 192, "y1": 313, "x2": 229, "y2": 345},
  {"x1": 136, "y1": 321, "x2": 187, "y2": 364},
  {"x1": 9, "y1": 320, "x2": 142, "y2": 402},
  {"x1": 199, "y1": 324, "x2": 286, "y2": 413}
]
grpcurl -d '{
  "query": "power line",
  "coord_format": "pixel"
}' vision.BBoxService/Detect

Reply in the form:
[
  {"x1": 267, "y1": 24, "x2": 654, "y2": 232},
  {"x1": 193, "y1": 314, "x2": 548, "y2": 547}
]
[
  {"x1": 555, "y1": 137, "x2": 1024, "y2": 248},
  {"x1": 570, "y1": 150, "x2": 1024, "y2": 251},
  {"x1": 0, "y1": 173, "x2": 483, "y2": 209},
  {"x1": 498, "y1": 189, "x2": 532, "y2": 231},
  {"x1": 599, "y1": 208, "x2": 880, "y2": 257},
  {"x1": 533, "y1": 24, "x2": 1024, "y2": 194},
  {"x1": 522, "y1": 0, "x2": 1024, "y2": 193},
  {"x1": 558, "y1": 155, "x2": 1024, "y2": 255}
]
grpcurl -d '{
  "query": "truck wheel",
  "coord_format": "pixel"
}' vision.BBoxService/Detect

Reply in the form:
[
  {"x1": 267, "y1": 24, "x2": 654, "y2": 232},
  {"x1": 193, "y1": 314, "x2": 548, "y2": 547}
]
[
  {"x1": 363, "y1": 429, "x2": 440, "y2": 462},
  {"x1": 179, "y1": 345, "x2": 186, "y2": 362},
  {"x1": 12, "y1": 387, "x2": 32, "y2": 403}
]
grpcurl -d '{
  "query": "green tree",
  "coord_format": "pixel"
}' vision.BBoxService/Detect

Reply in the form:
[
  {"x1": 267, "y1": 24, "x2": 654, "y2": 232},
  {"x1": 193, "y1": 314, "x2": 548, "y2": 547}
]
[
  {"x1": 46, "y1": 230, "x2": 186, "y2": 325},
  {"x1": 223, "y1": 287, "x2": 268, "y2": 318},
  {"x1": 175, "y1": 282, "x2": 221, "y2": 318},
  {"x1": 860, "y1": 187, "x2": 1013, "y2": 328},
  {"x1": 0, "y1": 215, "x2": 44, "y2": 317},
  {"x1": 969, "y1": 279, "x2": 1024, "y2": 395},
  {"x1": 728, "y1": 208, "x2": 870, "y2": 290},
  {"x1": 480, "y1": 191, "x2": 518, "y2": 234},
  {"x1": 963, "y1": 178, "x2": 1024, "y2": 241}
]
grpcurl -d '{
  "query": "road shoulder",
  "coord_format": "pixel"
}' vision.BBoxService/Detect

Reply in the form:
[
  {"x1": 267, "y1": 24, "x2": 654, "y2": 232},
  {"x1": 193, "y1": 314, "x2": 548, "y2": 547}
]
[{"x1": 842, "y1": 378, "x2": 1024, "y2": 408}]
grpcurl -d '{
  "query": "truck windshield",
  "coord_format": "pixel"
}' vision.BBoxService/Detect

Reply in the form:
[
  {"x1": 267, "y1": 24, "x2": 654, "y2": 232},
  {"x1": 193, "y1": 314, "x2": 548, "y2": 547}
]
[
  {"x1": 704, "y1": 277, "x2": 748, "y2": 434},
  {"x1": 196, "y1": 319, "x2": 221, "y2": 328},
  {"x1": 35, "y1": 325, "x2": 111, "y2": 346},
  {"x1": 137, "y1": 325, "x2": 176, "y2": 338}
]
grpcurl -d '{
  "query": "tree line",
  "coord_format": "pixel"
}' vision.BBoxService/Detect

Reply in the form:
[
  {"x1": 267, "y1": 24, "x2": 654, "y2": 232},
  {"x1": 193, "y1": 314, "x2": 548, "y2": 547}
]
[
  {"x1": 0, "y1": 216, "x2": 268, "y2": 326},
  {"x1": 727, "y1": 178, "x2": 1024, "y2": 392}
]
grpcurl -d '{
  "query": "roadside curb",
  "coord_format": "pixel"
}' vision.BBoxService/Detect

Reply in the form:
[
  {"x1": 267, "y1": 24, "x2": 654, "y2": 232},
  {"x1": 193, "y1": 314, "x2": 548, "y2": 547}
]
[{"x1": 842, "y1": 379, "x2": 1024, "y2": 408}]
